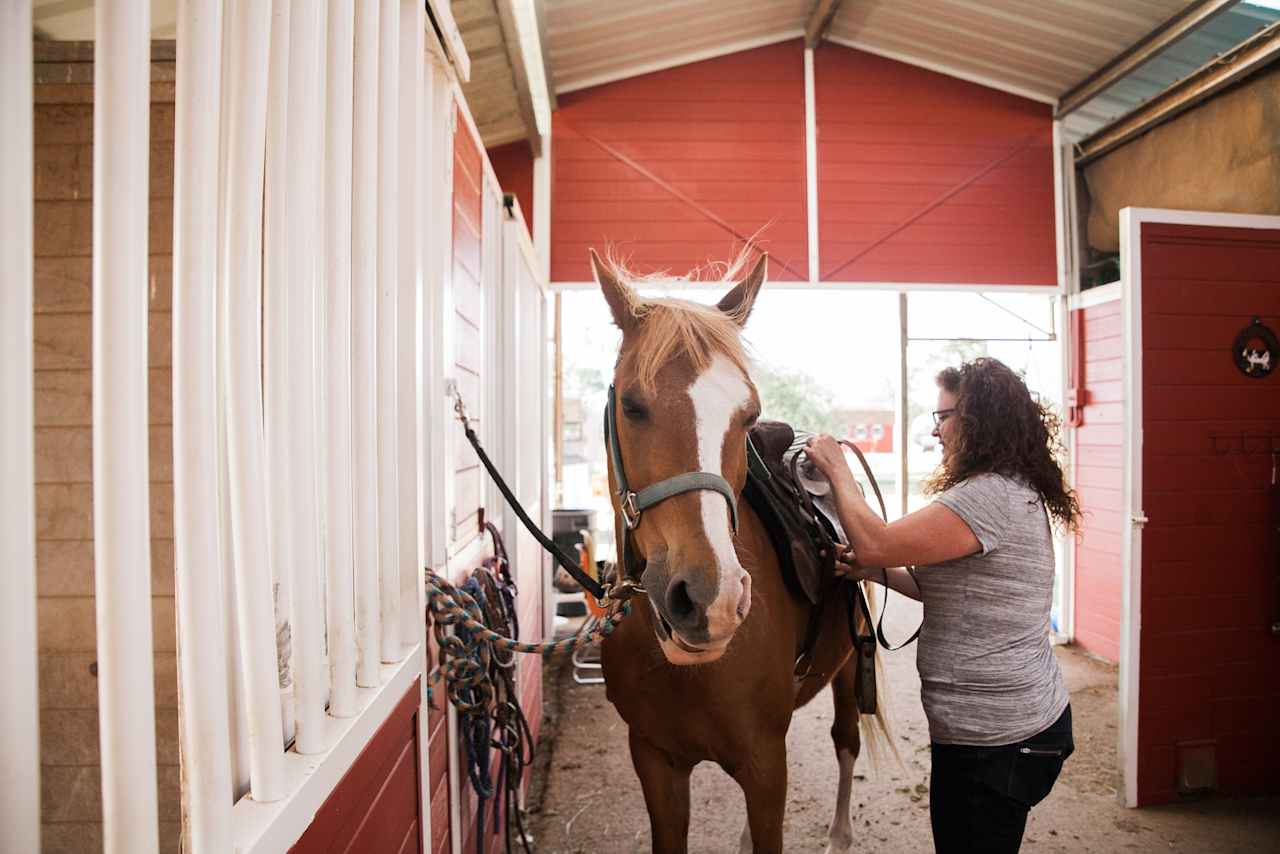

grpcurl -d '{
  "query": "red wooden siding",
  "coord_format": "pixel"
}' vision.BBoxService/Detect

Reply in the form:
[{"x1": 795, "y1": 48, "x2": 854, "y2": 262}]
[
  {"x1": 291, "y1": 680, "x2": 424, "y2": 854},
  {"x1": 551, "y1": 40, "x2": 809, "y2": 282},
  {"x1": 814, "y1": 45, "x2": 1055, "y2": 285},
  {"x1": 453, "y1": 106, "x2": 485, "y2": 545},
  {"x1": 1072, "y1": 299, "x2": 1124, "y2": 663},
  {"x1": 488, "y1": 140, "x2": 535, "y2": 238},
  {"x1": 1137, "y1": 222, "x2": 1280, "y2": 805}
]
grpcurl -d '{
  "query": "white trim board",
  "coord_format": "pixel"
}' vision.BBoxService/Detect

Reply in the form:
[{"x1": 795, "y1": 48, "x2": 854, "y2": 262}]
[
  {"x1": 1116, "y1": 206, "x2": 1280, "y2": 809},
  {"x1": 1069, "y1": 281, "x2": 1120, "y2": 310},
  {"x1": 549, "y1": 279, "x2": 1060, "y2": 294},
  {"x1": 231, "y1": 651, "x2": 424, "y2": 854},
  {"x1": 803, "y1": 46, "x2": 819, "y2": 284}
]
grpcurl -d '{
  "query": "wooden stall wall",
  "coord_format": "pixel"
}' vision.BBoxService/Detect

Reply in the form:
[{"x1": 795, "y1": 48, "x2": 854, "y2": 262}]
[
  {"x1": 32, "y1": 45, "x2": 179, "y2": 854},
  {"x1": 1071, "y1": 297, "x2": 1125, "y2": 663},
  {"x1": 814, "y1": 45, "x2": 1055, "y2": 285},
  {"x1": 1137, "y1": 222, "x2": 1280, "y2": 804},
  {"x1": 550, "y1": 40, "x2": 809, "y2": 282}
]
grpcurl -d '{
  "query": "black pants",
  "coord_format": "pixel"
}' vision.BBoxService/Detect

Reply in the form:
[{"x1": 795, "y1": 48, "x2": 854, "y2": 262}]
[{"x1": 928, "y1": 705, "x2": 1074, "y2": 854}]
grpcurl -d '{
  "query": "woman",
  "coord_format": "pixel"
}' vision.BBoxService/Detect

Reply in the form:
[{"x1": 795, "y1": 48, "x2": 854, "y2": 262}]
[{"x1": 806, "y1": 357, "x2": 1079, "y2": 854}]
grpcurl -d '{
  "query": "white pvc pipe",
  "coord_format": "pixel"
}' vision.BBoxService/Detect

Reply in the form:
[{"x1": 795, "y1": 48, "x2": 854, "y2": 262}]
[
  {"x1": 263, "y1": 0, "x2": 296, "y2": 746},
  {"x1": 324, "y1": 0, "x2": 358, "y2": 719},
  {"x1": 397, "y1": 0, "x2": 424, "y2": 651},
  {"x1": 352, "y1": 0, "x2": 383, "y2": 685},
  {"x1": 0, "y1": 3, "x2": 40, "y2": 852},
  {"x1": 172, "y1": 0, "x2": 234, "y2": 848},
  {"x1": 377, "y1": 0, "x2": 402, "y2": 663},
  {"x1": 285, "y1": 0, "x2": 328, "y2": 755},
  {"x1": 92, "y1": 5, "x2": 160, "y2": 853},
  {"x1": 222, "y1": 0, "x2": 287, "y2": 802}
]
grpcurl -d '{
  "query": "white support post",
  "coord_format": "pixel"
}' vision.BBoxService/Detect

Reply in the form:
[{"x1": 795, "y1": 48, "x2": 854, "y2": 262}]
[
  {"x1": 352, "y1": 0, "x2": 384, "y2": 685},
  {"x1": 223, "y1": 0, "x2": 287, "y2": 802},
  {"x1": 0, "y1": 3, "x2": 40, "y2": 852},
  {"x1": 377, "y1": 0, "x2": 403, "y2": 662},
  {"x1": 324, "y1": 0, "x2": 359, "y2": 719},
  {"x1": 92, "y1": 5, "x2": 160, "y2": 852},
  {"x1": 897, "y1": 293, "x2": 909, "y2": 519},
  {"x1": 804, "y1": 46, "x2": 819, "y2": 283},
  {"x1": 172, "y1": 0, "x2": 234, "y2": 848},
  {"x1": 263, "y1": 0, "x2": 295, "y2": 745},
  {"x1": 284, "y1": 0, "x2": 328, "y2": 754},
  {"x1": 397, "y1": 0, "x2": 424, "y2": 652}
]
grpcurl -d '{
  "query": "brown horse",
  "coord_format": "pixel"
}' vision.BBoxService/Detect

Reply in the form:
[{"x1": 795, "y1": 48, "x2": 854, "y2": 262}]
[{"x1": 593, "y1": 251, "x2": 885, "y2": 854}]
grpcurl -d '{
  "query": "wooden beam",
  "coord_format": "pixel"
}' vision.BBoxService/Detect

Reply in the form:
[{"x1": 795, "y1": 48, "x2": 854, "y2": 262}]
[
  {"x1": 805, "y1": 0, "x2": 843, "y2": 49},
  {"x1": 1076, "y1": 21, "x2": 1280, "y2": 164},
  {"x1": 1057, "y1": 0, "x2": 1238, "y2": 119},
  {"x1": 495, "y1": 0, "x2": 542, "y2": 157},
  {"x1": 534, "y1": 0, "x2": 557, "y2": 109}
]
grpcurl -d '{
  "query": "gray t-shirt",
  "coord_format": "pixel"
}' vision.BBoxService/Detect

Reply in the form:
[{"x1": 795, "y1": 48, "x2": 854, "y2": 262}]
[{"x1": 915, "y1": 472, "x2": 1069, "y2": 746}]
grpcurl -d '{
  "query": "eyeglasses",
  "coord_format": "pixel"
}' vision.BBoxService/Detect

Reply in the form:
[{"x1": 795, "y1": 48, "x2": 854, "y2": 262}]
[{"x1": 931, "y1": 409, "x2": 955, "y2": 428}]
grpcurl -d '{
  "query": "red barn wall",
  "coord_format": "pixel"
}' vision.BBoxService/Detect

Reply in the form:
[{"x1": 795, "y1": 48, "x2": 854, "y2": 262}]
[
  {"x1": 1072, "y1": 298, "x2": 1124, "y2": 663},
  {"x1": 487, "y1": 140, "x2": 535, "y2": 238},
  {"x1": 551, "y1": 40, "x2": 810, "y2": 282},
  {"x1": 1137, "y1": 221, "x2": 1280, "y2": 805},
  {"x1": 815, "y1": 46, "x2": 1055, "y2": 285},
  {"x1": 291, "y1": 681, "x2": 425, "y2": 854},
  {"x1": 453, "y1": 108, "x2": 485, "y2": 544}
]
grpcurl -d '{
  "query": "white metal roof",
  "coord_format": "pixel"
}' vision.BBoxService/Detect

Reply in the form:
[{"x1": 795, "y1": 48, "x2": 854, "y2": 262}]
[{"x1": 542, "y1": 0, "x2": 1192, "y2": 116}]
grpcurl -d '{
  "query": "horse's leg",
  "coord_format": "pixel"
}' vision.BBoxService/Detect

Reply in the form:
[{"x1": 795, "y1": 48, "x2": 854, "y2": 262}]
[
  {"x1": 628, "y1": 731, "x2": 693, "y2": 854},
  {"x1": 729, "y1": 739, "x2": 788, "y2": 854},
  {"x1": 825, "y1": 656, "x2": 863, "y2": 854}
]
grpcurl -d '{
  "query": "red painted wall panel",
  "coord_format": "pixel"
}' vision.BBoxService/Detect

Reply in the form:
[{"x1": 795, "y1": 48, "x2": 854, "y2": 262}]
[
  {"x1": 551, "y1": 40, "x2": 809, "y2": 282},
  {"x1": 1072, "y1": 299, "x2": 1124, "y2": 663},
  {"x1": 1137, "y1": 222, "x2": 1280, "y2": 806},
  {"x1": 291, "y1": 680, "x2": 424, "y2": 854},
  {"x1": 815, "y1": 45, "x2": 1055, "y2": 285},
  {"x1": 488, "y1": 140, "x2": 535, "y2": 238}
]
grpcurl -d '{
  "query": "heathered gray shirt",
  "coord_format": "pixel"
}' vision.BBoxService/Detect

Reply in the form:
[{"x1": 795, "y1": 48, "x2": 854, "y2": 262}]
[{"x1": 916, "y1": 472, "x2": 1069, "y2": 746}]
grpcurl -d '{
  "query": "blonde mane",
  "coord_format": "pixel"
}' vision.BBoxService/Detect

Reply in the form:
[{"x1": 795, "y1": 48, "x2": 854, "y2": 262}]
[{"x1": 604, "y1": 252, "x2": 755, "y2": 393}]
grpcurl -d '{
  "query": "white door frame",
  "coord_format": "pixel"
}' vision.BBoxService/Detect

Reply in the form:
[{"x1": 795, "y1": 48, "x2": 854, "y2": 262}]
[{"x1": 1117, "y1": 206, "x2": 1280, "y2": 808}]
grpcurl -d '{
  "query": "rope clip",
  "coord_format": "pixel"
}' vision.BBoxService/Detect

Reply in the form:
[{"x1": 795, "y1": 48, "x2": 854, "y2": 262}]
[{"x1": 598, "y1": 578, "x2": 645, "y2": 610}]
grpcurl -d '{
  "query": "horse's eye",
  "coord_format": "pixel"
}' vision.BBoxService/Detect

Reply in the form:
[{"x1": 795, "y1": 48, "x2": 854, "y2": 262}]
[{"x1": 621, "y1": 398, "x2": 649, "y2": 421}]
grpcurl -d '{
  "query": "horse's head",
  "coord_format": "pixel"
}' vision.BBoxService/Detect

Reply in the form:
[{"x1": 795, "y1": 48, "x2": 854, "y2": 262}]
[{"x1": 592, "y1": 250, "x2": 767, "y2": 665}]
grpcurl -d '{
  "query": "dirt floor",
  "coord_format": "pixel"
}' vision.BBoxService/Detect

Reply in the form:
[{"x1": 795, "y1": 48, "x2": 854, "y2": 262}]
[{"x1": 523, "y1": 599, "x2": 1280, "y2": 853}]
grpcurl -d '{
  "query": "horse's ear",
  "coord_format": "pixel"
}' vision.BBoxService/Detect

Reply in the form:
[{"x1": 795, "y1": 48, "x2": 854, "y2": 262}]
[
  {"x1": 717, "y1": 253, "x2": 767, "y2": 326},
  {"x1": 591, "y1": 249, "x2": 639, "y2": 332}
]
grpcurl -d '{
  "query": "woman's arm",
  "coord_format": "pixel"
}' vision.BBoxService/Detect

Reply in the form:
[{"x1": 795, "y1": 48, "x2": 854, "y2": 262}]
[
  {"x1": 807, "y1": 435, "x2": 981, "y2": 568},
  {"x1": 836, "y1": 557, "x2": 922, "y2": 601}
]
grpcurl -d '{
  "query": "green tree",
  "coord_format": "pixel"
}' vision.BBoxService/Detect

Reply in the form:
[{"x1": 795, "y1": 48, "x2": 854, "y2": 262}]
[{"x1": 753, "y1": 362, "x2": 843, "y2": 434}]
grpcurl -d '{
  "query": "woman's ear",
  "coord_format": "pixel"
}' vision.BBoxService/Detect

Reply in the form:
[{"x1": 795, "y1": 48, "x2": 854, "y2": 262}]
[
  {"x1": 717, "y1": 253, "x2": 767, "y2": 327},
  {"x1": 590, "y1": 249, "x2": 640, "y2": 333}
]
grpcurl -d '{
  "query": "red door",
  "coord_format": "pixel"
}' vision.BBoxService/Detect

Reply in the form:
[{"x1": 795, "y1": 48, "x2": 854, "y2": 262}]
[{"x1": 1127, "y1": 213, "x2": 1280, "y2": 806}]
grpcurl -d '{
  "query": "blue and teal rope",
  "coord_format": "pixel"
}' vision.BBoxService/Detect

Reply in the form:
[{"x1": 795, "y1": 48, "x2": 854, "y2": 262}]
[{"x1": 423, "y1": 569, "x2": 631, "y2": 704}]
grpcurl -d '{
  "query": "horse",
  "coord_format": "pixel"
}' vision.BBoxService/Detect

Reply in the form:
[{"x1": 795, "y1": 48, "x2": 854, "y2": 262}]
[{"x1": 591, "y1": 250, "x2": 886, "y2": 854}]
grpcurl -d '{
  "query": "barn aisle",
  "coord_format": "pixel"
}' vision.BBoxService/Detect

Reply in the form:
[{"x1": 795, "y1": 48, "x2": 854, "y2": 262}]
[{"x1": 525, "y1": 597, "x2": 1280, "y2": 853}]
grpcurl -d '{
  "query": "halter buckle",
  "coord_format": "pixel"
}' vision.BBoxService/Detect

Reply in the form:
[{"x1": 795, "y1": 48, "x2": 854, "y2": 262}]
[
  {"x1": 620, "y1": 492, "x2": 642, "y2": 530},
  {"x1": 598, "y1": 578, "x2": 646, "y2": 609}
]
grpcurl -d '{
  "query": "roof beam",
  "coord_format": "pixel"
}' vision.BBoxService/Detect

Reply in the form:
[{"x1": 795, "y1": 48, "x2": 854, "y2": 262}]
[
  {"x1": 495, "y1": 0, "x2": 542, "y2": 157},
  {"x1": 1076, "y1": 21, "x2": 1280, "y2": 163},
  {"x1": 533, "y1": 0, "x2": 557, "y2": 109},
  {"x1": 805, "y1": 0, "x2": 844, "y2": 48},
  {"x1": 1057, "y1": 0, "x2": 1238, "y2": 118}
]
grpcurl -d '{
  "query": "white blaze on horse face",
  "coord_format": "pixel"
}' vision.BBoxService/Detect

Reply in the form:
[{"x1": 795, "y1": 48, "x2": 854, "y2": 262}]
[{"x1": 688, "y1": 354, "x2": 752, "y2": 625}]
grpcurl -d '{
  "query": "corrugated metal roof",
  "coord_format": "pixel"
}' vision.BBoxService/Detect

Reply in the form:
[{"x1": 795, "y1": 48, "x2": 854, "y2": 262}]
[
  {"x1": 542, "y1": 0, "x2": 1269, "y2": 130},
  {"x1": 544, "y1": 0, "x2": 809, "y2": 93}
]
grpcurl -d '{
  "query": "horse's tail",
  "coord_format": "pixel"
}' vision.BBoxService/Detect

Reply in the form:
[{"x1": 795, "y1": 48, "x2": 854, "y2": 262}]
[{"x1": 856, "y1": 583, "x2": 900, "y2": 772}]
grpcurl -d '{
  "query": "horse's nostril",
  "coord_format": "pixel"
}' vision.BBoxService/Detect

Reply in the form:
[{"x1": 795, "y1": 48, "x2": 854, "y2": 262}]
[{"x1": 666, "y1": 579, "x2": 696, "y2": 623}]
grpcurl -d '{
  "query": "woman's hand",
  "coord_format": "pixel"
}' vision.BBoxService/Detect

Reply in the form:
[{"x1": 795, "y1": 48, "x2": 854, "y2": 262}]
[
  {"x1": 833, "y1": 546, "x2": 879, "y2": 583},
  {"x1": 805, "y1": 434, "x2": 857, "y2": 491}
]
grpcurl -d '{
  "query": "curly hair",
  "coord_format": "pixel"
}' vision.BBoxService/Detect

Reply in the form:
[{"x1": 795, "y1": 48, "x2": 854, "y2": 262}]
[{"x1": 924, "y1": 357, "x2": 1080, "y2": 531}]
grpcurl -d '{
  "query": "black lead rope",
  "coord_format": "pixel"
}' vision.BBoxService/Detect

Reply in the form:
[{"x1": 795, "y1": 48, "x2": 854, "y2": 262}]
[{"x1": 453, "y1": 393, "x2": 608, "y2": 602}]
